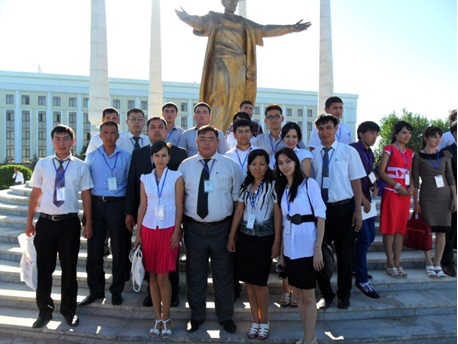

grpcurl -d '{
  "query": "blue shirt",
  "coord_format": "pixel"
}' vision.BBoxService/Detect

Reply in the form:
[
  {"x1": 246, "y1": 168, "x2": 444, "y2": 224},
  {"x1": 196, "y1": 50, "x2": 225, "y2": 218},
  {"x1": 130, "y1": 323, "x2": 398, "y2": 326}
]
[{"x1": 85, "y1": 146, "x2": 131, "y2": 197}]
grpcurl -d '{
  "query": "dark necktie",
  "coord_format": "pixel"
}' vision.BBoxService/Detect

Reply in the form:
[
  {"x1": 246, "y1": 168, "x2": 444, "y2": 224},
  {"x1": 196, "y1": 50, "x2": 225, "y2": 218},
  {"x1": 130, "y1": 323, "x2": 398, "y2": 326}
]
[
  {"x1": 197, "y1": 159, "x2": 211, "y2": 219},
  {"x1": 321, "y1": 147, "x2": 330, "y2": 203},
  {"x1": 132, "y1": 136, "x2": 141, "y2": 151},
  {"x1": 53, "y1": 159, "x2": 65, "y2": 207}
]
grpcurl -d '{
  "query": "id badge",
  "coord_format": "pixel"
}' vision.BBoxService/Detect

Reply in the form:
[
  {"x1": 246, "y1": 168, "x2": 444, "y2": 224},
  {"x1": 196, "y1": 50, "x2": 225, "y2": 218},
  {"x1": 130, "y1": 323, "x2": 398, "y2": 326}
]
[
  {"x1": 204, "y1": 180, "x2": 213, "y2": 192},
  {"x1": 246, "y1": 213, "x2": 256, "y2": 229},
  {"x1": 322, "y1": 177, "x2": 330, "y2": 189},
  {"x1": 108, "y1": 177, "x2": 117, "y2": 191},
  {"x1": 435, "y1": 175, "x2": 445, "y2": 188},
  {"x1": 404, "y1": 172, "x2": 410, "y2": 185},
  {"x1": 155, "y1": 204, "x2": 165, "y2": 220},
  {"x1": 284, "y1": 220, "x2": 292, "y2": 235},
  {"x1": 368, "y1": 172, "x2": 376, "y2": 184},
  {"x1": 56, "y1": 187, "x2": 66, "y2": 201}
]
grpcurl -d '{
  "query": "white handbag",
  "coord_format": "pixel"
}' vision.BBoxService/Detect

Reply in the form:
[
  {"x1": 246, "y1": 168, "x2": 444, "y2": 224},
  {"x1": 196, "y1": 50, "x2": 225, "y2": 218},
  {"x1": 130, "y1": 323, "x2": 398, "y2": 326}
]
[
  {"x1": 18, "y1": 234, "x2": 37, "y2": 291},
  {"x1": 129, "y1": 245, "x2": 145, "y2": 292}
]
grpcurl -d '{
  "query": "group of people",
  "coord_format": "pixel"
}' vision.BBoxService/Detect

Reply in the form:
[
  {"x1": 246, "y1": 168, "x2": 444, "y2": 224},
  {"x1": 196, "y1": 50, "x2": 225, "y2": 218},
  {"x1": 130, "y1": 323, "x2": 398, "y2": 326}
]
[{"x1": 24, "y1": 97, "x2": 456, "y2": 344}]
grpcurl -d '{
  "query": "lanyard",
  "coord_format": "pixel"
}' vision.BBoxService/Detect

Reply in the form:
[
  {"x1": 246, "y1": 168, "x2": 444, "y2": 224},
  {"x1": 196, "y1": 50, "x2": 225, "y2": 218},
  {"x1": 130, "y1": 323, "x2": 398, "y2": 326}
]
[
  {"x1": 249, "y1": 181, "x2": 264, "y2": 210},
  {"x1": 321, "y1": 147, "x2": 336, "y2": 173},
  {"x1": 285, "y1": 188, "x2": 291, "y2": 213},
  {"x1": 52, "y1": 159, "x2": 70, "y2": 182},
  {"x1": 336, "y1": 127, "x2": 342, "y2": 140},
  {"x1": 154, "y1": 168, "x2": 169, "y2": 200},
  {"x1": 166, "y1": 128, "x2": 175, "y2": 142},
  {"x1": 427, "y1": 151, "x2": 441, "y2": 171},
  {"x1": 394, "y1": 142, "x2": 409, "y2": 169},
  {"x1": 269, "y1": 134, "x2": 281, "y2": 155},
  {"x1": 100, "y1": 150, "x2": 119, "y2": 176},
  {"x1": 200, "y1": 159, "x2": 216, "y2": 176},
  {"x1": 130, "y1": 136, "x2": 143, "y2": 148},
  {"x1": 236, "y1": 147, "x2": 252, "y2": 173}
]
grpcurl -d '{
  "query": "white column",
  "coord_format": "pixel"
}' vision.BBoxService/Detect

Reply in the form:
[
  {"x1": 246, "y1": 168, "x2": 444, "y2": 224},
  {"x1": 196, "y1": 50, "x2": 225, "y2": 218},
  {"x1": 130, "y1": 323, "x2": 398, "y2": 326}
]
[
  {"x1": 89, "y1": 0, "x2": 110, "y2": 126},
  {"x1": 76, "y1": 94, "x2": 84, "y2": 154},
  {"x1": 149, "y1": 0, "x2": 163, "y2": 117},
  {"x1": 46, "y1": 92, "x2": 53, "y2": 155},
  {"x1": 238, "y1": 0, "x2": 247, "y2": 17},
  {"x1": 14, "y1": 91, "x2": 22, "y2": 163},
  {"x1": 318, "y1": 0, "x2": 334, "y2": 113},
  {"x1": 187, "y1": 99, "x2": 193, "y2": 128}
]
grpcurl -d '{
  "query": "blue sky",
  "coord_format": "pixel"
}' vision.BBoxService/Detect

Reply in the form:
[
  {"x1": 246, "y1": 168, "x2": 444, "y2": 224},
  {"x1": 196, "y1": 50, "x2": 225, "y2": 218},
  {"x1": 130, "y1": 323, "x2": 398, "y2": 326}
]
[{"x1": 0, "y1": 0, "x2": 456, "y2": 124}]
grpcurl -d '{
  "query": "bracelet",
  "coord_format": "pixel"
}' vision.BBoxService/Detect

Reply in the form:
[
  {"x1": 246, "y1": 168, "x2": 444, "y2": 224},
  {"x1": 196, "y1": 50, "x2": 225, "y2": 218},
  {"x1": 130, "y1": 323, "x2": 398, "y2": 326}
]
[{"x1": 394, "y1": 183, "x2": 401, "y2": 190}]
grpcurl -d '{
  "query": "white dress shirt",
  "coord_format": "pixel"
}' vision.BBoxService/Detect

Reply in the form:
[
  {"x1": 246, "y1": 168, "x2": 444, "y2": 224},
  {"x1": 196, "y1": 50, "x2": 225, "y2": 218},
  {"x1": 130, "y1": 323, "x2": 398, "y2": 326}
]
[
  {"x1": 224, "y1": 145, "x2": 260, "y2": 177},
  {"x1": 311, "y1": 141, "x2": 366, "y2": 203},
  {"x1": 269, "y1": 147, "x2": 313, "y2": 170},
  {"x1": 29, "y1": 154, "x2": 93, "y2": 215},
  {"x1": 178, "y1": 127, "x2": 229, "y2": 156},
  {"x1": 438, "y1": 131, "x2": 456, "y2": 151},
  {"x1": 116, "y1": 132, "x2": 150, "y2": 154},
  {"x1": 308, "y1": 121, "x2": 353, "y2": 149}
]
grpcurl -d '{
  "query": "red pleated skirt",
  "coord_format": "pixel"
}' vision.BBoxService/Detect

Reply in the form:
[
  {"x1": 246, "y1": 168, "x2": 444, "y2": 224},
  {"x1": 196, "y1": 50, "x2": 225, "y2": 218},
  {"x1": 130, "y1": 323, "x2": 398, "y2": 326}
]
[{"x1": 141, "y1": 225, "x2": 180, "y2": 274}]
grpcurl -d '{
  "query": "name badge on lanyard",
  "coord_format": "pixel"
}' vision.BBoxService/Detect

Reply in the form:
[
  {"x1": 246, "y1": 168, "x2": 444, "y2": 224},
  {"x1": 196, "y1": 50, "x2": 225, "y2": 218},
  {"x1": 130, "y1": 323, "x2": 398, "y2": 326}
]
[
  {"x1": 155, "y1": 203, "x2": 165, "y2": 220},
  {"x1": 368, "y1": 172, "x2": 376, "y2": 184},
  {"x1": 108, "y1": 177, "x2": 117, "y2": 191},
  {"x1": 246, "y1": 213, "x2": 256, "y2": 229},
  {"x1": 404, "y1": 171, "x2": 410, "y2": 186},
  {"x1": 204, "y1": 180, "x2": 213, "y2": 192},
  {"x1": 435, "y1": 175, "x2": 445, "y2": 188},
  {"x1": 56, "y1": 187, "x2": 66, "y2": 201}
]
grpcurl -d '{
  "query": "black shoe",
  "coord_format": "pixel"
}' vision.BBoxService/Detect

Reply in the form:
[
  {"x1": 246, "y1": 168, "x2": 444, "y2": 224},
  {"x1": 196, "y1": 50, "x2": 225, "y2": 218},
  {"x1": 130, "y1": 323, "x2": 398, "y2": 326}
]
[
  {"x1": 142, "y1": 294, "x2": 153, "y2": 307},
  {"x1": 112, "y1": 294, "x2": 123, "y2": 305},
  {"x1": 442, "y1": 265, "x2": 457, "y2": 277},
  {"x1": 317, "y1": 297, "x2": 333, "y2": 309},
  {"x1": 352, "y1": 272, "x2": 373, "y2": 279},
  {"x1": 32, "y1": 315, "x2": 52, "y2": 328},
  {"x1": 338, "y1": 298, "x2": 350, "y2": 309},
  {"x1": 187, "y1": 319, "x2": 203, "y2": 333},
  {"x1": 79, "y1": 294, "x2": 104, "y2": 306},
  {"x1": 220, "y1": 319, "x2": 237, "y2": 333},
  {"x1": 355, "y1": 282, "x2": 380, "y2": 299},
  {"x1": 64, "y1": 315, "x2": 79, "y2": 327},
  {"x1": 171, "y1": 293, "x2": 180, "y2": 307}
]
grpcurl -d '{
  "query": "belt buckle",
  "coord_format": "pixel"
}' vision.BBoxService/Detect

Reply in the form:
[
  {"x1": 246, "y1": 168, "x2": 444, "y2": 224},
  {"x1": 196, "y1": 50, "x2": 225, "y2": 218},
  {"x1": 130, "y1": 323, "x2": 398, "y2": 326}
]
[
  {"x1": 101, "y1": 196, "x2": 107, "y2": 202},
  {"x1": 51, "y1": 215, "x2": 58, "y2": 221}
]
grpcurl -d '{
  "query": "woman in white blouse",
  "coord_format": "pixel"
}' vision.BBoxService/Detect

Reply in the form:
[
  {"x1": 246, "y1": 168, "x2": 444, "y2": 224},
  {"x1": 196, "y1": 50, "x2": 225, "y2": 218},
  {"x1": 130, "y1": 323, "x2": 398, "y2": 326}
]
[
  {"x1": 135, "y1": 141, "x2": 184, "y2": 338},
  {"x1": 275, "y1": 147, "x2": 326, "y2": 344}
]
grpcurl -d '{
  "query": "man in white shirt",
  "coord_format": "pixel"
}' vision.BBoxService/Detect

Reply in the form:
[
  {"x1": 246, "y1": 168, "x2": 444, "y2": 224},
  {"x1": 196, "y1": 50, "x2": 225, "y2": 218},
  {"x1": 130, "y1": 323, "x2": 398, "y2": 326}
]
[
  {"x1": 178, "y1": 102, "x2": 228, "y2": 156},
  {"x1": 116, "y1": 108, "x2": 149, "y2": 153},
  {"x1": 85, "y1": 107, "x2": 123, "y2": 155},
  {"x1": 308, "y1": 96, "x2": 354, "y2": 151},
  {"x1": 311, "y1": 114, "x2": 365, "y2": 310},
  {"x1": 162, "y1": 102, "x2": 185, "y2": 147},
  {"x1": 26, "y1": 125, "x2": 93, "y2": 328},
  {"x1": 179, "y1": 125, "x2": 242, "y2": 334},
  {"x1": 12, "y1": 168, "x2": 24, "y2": 185}
]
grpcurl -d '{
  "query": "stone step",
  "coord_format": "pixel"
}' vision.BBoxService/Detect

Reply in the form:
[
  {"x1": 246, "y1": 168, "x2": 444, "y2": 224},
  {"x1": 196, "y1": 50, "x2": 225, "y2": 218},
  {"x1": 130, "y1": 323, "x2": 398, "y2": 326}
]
[{"x1": 0, "y1": 305, "x2": 455, "y2": 344}]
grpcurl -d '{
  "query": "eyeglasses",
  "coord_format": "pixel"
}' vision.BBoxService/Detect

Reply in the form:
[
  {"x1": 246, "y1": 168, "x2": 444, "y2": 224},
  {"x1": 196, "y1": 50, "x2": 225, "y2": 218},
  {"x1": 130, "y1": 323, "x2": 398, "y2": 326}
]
[
  {"x1": 266, "y1": 114, "x2": 281, "y2": 120},
  {"x1": 198, "y1": 137, "x2": 217, "y2": 143},
  {"x1": 129, "y1": 117, "x2": 145, "y2": 122}
]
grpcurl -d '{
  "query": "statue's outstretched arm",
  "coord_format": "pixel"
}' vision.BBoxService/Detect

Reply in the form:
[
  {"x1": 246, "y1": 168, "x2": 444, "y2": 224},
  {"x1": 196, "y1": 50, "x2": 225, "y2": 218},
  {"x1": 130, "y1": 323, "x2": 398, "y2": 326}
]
[
  {"x1": 175, "y1": 7, "x2": 205, "y2": 31},
  {"x1": 261, "y1": 20, "x2": 311, "y2": 38}
]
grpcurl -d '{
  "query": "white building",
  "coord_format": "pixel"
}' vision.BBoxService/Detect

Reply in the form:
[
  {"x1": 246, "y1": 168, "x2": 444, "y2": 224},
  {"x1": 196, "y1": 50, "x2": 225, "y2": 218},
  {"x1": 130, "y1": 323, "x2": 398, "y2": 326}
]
[{"x1": 0, "y1": 70, "x2": 358, "y2": 163}]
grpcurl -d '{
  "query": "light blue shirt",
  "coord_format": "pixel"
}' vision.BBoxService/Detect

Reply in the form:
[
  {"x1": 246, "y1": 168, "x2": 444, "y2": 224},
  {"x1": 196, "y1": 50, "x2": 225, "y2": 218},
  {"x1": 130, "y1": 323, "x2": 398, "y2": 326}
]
[
  {"x1": 85, "y1": 145, "x2": 131, "y2": 197},
  {"x1": 166, "y1": 125, "x2": 185, "y2": 146}
]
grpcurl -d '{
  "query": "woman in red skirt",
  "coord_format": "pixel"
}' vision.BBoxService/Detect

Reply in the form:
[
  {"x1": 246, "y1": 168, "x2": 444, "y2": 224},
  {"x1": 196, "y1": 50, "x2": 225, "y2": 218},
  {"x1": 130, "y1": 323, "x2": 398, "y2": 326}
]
[
  {"x1": 378, "y1": 121, "x2": 414, "y2": 278},
  {"x1": 135, "y1": 141, "x2": 183, "y2": 338}
]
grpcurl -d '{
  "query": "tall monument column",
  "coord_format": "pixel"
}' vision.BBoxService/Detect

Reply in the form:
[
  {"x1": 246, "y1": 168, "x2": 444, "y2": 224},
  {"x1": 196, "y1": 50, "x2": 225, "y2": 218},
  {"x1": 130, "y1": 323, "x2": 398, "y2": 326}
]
[
  {"x1": 149, "y1": 0, "x2": 163, "y2": 117},
  {"x1": 318, "y1": 0, "x2": 334, "y2": 113},
  {"x1": 89, "y1": 0, "x2": 110, "y2": 126}
]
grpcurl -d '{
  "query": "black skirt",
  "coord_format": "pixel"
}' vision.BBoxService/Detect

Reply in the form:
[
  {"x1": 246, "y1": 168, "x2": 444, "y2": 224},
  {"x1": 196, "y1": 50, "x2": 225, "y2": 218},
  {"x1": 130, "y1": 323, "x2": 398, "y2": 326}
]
[{"x1": 284, "y1": 255, "x2": 316, "y2": 290}]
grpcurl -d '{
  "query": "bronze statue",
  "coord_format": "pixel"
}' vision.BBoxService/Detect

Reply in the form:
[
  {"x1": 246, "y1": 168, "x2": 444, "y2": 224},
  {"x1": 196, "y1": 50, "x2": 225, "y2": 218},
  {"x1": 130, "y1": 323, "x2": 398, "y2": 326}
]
[{"x1": 176, "y1": 0, "x2": 311, "y2": 132}]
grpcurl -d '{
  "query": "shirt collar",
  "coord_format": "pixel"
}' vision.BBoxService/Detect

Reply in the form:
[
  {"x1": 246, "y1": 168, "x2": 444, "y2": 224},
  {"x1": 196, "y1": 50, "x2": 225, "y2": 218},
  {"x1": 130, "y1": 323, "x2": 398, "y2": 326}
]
[
  {"x1": 52, "y1": 153, "x2": 74, "y2": 161},
  {"x1": 197, "y1": 152, "x2": 220, "y2": 162},
  {"x1": 320, "y1": 140, "x2": 339, "y2": 151}
]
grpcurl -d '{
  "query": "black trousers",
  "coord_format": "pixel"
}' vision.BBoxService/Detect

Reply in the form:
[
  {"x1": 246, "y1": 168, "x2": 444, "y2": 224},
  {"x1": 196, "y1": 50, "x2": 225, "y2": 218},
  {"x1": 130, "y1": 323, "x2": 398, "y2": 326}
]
[
  {"x1": 34, "y1": 215, "x2": 81, "y2": 318},
  {"x1": 87, "y1": 197, "x2": 132, "y2": 296},
  {"x1": 441, "y1": 211, "x2": 457, "y2": 267},
  {"x1": 316, "y1": 201, "x2": 355, "y2": 301}
]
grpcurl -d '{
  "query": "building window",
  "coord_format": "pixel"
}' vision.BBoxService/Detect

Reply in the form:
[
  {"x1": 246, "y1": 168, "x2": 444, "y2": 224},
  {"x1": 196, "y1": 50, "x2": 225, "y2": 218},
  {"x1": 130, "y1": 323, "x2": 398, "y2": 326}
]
[
  {"x1": 69, "y1": 97, "x2": 77, "y2": 107},
  {"x1": 286, "y1": 108, "x2": 292, "y2": 117},
  {"x1": 180, "y1": 116, "x2": 188, "y2": 130},
  {"x1": 254, "y1": 106, "x2": 260, "y2": 115},
  {"x1": 307, "y1": 109, "x2": 313, "y2": 117},
  {"x1": 21, "y1": 95, "x2": 30, "y2": 105},
  {"x1": 307, "y1": 122, "x2": 313, "y2": 131},
  {"x1": 113, "y1": 99, "x2": 121, "y2": 109},
  {"x1": 22, "y1": 110, "x2": 30, "y2": 122},
  {"x1": 297, "y1": 109, "x2": 303, "y2": 117},
  {"x1": 83, "y1": 98, "x2": 89, "y2": 107},
  {"x1": 53, "y1": 96, "x2": 61, "y2": 106},
  {"x1": 128, "y1": 100, "x2": 135, "y2": 109},
  {"x1": 38, "y1": 111, "x2": 46, "y2": 122},
  {"x1": 6, "y1": 111, "x2": 14, "y2": 121},
  {"x1": 141, "y1": 101, "x2": 148, "y2": 111},
  {"x1": 297, "y1": 121, "x2": 303, "y2": 129},
  {"x1": 6, "y1": 94, "x2": 14, "y2": 104},
  {"x1": 38, "y1": 96, "x2": 46, "y2": 106},
  {"x1": 180, "y1": 102, "x2": 188, "y2": 112},
  {"x1": 53, "y1": 112, "x2": 61, "y2": 124}
]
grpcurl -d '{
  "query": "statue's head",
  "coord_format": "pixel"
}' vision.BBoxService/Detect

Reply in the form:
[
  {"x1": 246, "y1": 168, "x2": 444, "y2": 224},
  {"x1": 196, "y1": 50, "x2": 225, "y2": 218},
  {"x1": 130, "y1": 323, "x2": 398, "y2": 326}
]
[{"x1": 221, "y1": 0, "x2": 239, "y2": 13}]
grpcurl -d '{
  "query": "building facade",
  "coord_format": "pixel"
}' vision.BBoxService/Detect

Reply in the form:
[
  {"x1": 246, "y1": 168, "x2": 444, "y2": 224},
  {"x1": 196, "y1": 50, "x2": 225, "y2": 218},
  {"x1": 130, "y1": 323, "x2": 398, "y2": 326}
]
[{"x1": 0, "y1": 70, "x2": 358, "y2": 163}]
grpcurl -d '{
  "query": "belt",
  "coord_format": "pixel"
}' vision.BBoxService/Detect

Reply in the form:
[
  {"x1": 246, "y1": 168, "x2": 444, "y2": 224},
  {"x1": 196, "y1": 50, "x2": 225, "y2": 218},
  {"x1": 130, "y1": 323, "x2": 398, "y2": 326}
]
[
  {"x1": 92, "y1": 195, "x2": 125, "y2": 202},
  {"x1": 287, "y1": 214, "x2": 316, "y2": 225},
  {"x1": 40, "y1": 213, "x2": 78, "y2": 221},
  {"x1": 326, "y1": 198, "x2": 352, "y2": 208},
  {"x1": 186, "y1": 216, "x2": 231, "y2": 227}
]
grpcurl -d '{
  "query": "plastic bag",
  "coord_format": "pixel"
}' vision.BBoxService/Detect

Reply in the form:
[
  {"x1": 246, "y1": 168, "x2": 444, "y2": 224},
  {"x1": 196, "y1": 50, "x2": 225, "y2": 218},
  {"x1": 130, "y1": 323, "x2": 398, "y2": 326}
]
[
  {"x1": 18, "y1": 233, "x2": 37, "y2": 291},
  {"x1": 129, "y1": 245, "x2": 145, "y2": 292}
]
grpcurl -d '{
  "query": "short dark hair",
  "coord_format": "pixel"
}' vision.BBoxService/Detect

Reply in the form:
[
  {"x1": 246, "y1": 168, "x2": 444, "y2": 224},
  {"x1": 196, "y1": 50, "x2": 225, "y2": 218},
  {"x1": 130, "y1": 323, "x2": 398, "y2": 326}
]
[
  {"x1": 102, "y1": 107, "x2": 119, "y2": 118},
  {"x1": 239, "y1": 100, "x2": 254, "y2": 109},
  {"x1": 193, "y1": 102, "x2": 211, "y2": 114},
  {"x1": 150, "y1": 141, "x2": 171, "y2": 156},
  {"x1": 315, "y1": 114, "x2": 338, "y2": 128},
  {"x1": 422, "y1": 126, "x2": 443, "y2": 149},
  {"x1": 233, "y1": 119, "x2": 253, "y2": 133},
  {"x1": 51, "y1": 124, "x2": 75, "y2": 140},
  {"x1": 232, "y1": 112, "x2": 251, "y2": 122},
  {"x1": 325, "y1": 96, "x2": 343, "y2": 109},
  {"x1": 357, "y1": 121, "x2": 380, "y2": 139},
  {"x1": 265, "y1": 104, "x2": 282, "y2": 116},
  {"x1": 449, "y1": 110, "x2": 457, "y2": 122},
  {"x1": 100, "y1": 121, "x2": 119, "y2": 132},
  {"x1": 126, "y1": 108, "x2": 145, "y2": 118},
  {"x1": 147, "y1": 116, "x2": 167, "y2": 128},
  {"x1": 197, "y1": 125, "x2": 218, "y2": 138},
  {"x1": 162, "y1": 102, "x2": 178, "y2": 112},
  {"x1": 281, "y1": 122, "x2": 302, "y2": 143},
  {"x1": 391, "y1": 121, "x2": 413, "y2": 144},
  {"x1": 450, "y1": 121, "x2": 457, "y2": 134}
]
